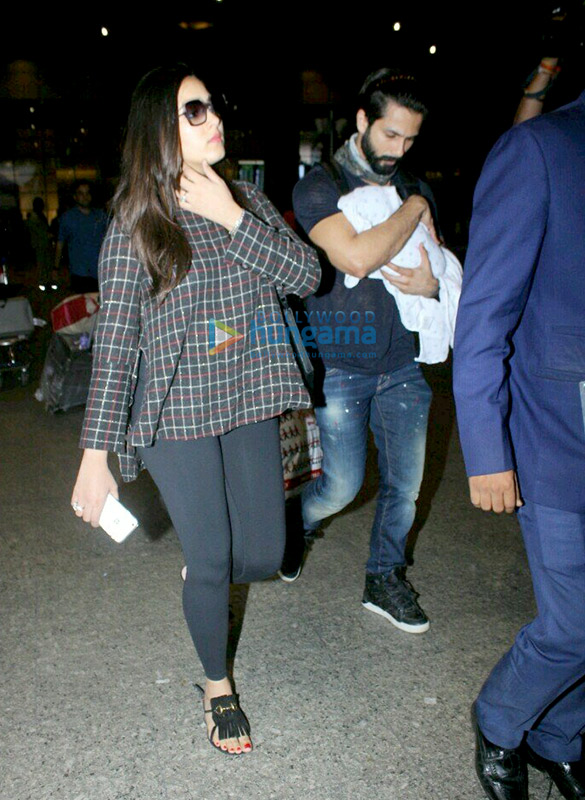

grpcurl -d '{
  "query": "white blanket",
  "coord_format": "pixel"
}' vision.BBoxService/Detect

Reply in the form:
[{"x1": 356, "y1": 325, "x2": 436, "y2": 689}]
[{"x1": 338, "y1": 185, "x2": 462, "y2": 364}]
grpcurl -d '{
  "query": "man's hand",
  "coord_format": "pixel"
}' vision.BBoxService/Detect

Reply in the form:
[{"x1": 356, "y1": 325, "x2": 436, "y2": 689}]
[
  {"x1": 468, "y1": 470, "x2": 523, "y2": 514},
  {"x1": 381, "y1": 243, "x2": 439, "y2": 298},
  {"x1": 307, "y1": 194, "x2": 435, "y2": 279}
]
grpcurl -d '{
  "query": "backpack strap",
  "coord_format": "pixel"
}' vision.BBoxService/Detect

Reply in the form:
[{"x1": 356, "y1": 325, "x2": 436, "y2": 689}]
[
  {"x1": 320, "y1": 161, "x2": 351, "y2": 197},
  {"x1": 391, "y1": 167, "x2": 425, "y2": 202}
]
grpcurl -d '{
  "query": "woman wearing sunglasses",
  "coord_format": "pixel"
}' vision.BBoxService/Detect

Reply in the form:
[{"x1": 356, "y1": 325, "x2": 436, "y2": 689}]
[{"x1": 71, "y1": 65, "x2": 320, "y2": 756}]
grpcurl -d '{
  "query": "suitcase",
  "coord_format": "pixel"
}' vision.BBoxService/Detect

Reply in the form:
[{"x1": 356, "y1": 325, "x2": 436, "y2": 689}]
[
  {"x1": 51, "y1": 293, "x2": 99, "y2": 335},
  {"x1": 39, "y1": 332, "x2": 93, "y2": 412}
]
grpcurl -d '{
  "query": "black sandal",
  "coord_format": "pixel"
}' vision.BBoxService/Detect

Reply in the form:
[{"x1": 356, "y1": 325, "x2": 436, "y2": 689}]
[{"x1": 195, "y1": 684, "x2": 252, "y2": 755}]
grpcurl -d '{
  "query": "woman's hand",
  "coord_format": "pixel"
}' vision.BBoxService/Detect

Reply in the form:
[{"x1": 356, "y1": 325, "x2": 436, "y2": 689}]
[
  {"x1": 71, "y1": 449, "x2": 118, "y2": 528},
  {"x1": 178, "y1": 162, "x2": 243, "y2": 231}
]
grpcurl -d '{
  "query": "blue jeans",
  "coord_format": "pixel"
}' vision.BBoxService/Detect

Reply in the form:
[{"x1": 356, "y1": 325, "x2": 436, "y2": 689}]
[
  {"x1": 476, "y1": 501, "x2": 585, "y2": 761},
  {"x1": 302, "y1": 361, "x2": 431, "y2": 574}
]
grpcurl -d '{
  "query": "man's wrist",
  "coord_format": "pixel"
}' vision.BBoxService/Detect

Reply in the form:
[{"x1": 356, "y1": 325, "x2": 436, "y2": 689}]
[{"x1": 405, "y1": 194, "x2": 428, "y2": 218}]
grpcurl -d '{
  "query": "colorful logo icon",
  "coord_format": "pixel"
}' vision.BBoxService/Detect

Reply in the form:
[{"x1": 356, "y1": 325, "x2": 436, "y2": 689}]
[{"x1": 208, "y1": 320, "x2": 244, "y2": 354}]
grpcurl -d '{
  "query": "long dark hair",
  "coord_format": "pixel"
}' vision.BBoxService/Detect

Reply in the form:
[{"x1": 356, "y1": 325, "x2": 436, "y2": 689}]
[{"x1": 113, "y1": 64, "x2": 195, "y2": 296}]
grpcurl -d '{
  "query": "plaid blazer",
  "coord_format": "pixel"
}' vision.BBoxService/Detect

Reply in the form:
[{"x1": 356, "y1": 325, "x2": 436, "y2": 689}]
[{"x1": 79, "y1": 181, "x2": 321, "y2": 481}]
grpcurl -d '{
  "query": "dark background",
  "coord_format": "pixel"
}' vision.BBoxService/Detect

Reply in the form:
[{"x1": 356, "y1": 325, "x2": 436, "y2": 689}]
[
  {"x1": 0, "y1": 1, "x2": 582, "y2": 390},
  {"x1": 2, "y1": 1, "x2": 584, "y2": 224}
]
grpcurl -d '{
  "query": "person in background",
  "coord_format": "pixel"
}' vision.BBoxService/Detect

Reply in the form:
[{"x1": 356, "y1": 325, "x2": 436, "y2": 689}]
[
  {"x1": 514, "y1": 56, "x2": 561, "y2": 124},
  {"x1": 26, "y1": 197, "x2": 53, "y2": 288},
  {"x1": 513, "y1": 4, "x2": 580, "y2": 125},
  {"x1": 55, "y1": 181, "x2": 108, "y2": 293}
]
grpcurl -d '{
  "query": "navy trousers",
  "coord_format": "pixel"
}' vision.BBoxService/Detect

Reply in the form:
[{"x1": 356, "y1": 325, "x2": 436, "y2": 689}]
[{"x1": 476, "y1": 500, "x2": 585, "y2": 761}]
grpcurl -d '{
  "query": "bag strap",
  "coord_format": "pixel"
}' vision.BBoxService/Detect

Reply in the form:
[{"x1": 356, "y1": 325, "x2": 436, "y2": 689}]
[
  {"x1": 320, "y1": 161, "x2": 351, "y2": 197},
  {"x1": 275, "y1": 288, "x2": 315, "y2": 391}
]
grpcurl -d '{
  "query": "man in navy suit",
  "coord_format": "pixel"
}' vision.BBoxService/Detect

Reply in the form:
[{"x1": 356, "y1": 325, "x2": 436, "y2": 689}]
[{"x1": 453, "y1": 91, "x2": 585, "y2": 800}]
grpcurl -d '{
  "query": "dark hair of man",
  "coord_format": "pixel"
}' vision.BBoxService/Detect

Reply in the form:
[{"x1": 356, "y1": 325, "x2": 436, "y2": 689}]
[
  {"x1": 358, "y1": 68, "x2": 429, "y2": 124},
  {"x1": 72, "y1": 180, "x2": 91, "y2": 193},
  {"x1": 112, "y1": 63, "x2": 194, "y2": 297}
]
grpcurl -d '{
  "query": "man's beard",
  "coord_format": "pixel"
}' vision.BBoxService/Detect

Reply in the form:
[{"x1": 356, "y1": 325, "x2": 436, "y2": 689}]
[{"x1": 361, "y1": 125, "x2": 401, "y2": 176}]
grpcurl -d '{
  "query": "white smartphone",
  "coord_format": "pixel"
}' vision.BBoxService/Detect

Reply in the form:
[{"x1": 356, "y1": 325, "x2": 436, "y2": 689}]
[{"x1": 99, "y1": 494, "x2": 139, "y2": 542}]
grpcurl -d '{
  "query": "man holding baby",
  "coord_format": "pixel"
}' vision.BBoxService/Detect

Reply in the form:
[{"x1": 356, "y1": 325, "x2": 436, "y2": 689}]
[{"x1": 287, "y1": 68, "x2": 459, "y2": 632}]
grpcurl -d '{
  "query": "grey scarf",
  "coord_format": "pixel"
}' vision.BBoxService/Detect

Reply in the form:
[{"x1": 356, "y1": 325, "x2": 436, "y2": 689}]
[{"x1": 333, "y1": 133, "x2": 393, "y2": 186}]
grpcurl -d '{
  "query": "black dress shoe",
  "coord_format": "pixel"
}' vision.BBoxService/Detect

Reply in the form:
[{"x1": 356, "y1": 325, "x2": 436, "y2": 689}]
[
  {"x1": 473, "y1": 716, "x2": 528, "y2": 800},
  {"x1": 524, "y1": 744, "x2": 585, "y2": 799}
]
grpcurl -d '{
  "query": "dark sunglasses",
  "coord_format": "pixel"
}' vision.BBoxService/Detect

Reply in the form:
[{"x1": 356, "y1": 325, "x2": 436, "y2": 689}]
[{"x1": 180, "y1": 99, "x2": 221, "y2": 127}]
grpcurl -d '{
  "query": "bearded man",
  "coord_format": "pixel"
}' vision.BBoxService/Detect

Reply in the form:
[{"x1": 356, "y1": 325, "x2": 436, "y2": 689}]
[{"x1": 286, "y1": 69, "x2": 440, "y2": 634}]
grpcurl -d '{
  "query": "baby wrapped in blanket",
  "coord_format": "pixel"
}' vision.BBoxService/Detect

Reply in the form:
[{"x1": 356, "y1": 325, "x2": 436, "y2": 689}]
[{"x1": 338, "y1": 185, "x2": 462, "y2": 364}]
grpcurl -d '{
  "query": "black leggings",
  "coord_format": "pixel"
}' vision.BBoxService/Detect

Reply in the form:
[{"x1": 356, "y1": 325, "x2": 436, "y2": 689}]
[{"x1": 135, "y1": 401, "x2": 285, "y2": 680}]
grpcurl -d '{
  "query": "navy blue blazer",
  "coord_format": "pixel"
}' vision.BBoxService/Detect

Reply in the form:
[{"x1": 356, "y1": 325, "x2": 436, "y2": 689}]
[{"x1": 453, "y1": 91, "x2": 585, "y2": 513}]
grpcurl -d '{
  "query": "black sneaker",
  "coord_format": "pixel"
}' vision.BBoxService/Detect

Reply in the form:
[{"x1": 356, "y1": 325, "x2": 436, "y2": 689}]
[
  {"x1": 278, "y1": 497, "x2": 312, "y2": 583},
  {"x1": 278, "y1": 535, "x2": 311, "y2": 583},
  {"x1": 278, "y1": 562, "x2": 304, "y2": 583},
  {"x1": 362, "y1": 567, "x2": 430, "y2": 633}
]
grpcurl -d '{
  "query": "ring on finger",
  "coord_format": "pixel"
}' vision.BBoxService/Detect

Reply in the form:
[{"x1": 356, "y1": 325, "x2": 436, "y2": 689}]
[{"x1": 72, "y1": 501, "x2": 83, "y2": 512}]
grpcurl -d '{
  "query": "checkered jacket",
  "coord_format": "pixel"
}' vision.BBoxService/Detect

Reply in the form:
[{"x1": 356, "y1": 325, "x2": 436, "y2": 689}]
[{"x1": 79, "y1": 181, "x2": 321, "y2": 481}]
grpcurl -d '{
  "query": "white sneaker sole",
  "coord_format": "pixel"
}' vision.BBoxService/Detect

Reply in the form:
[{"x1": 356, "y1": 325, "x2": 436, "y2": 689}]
[
  {"x1": 362, "y1": 601, "x2": 430, "y2": 634},
  {"x1": 278, "y1": 568, "x2": 302, "y2": 583}
]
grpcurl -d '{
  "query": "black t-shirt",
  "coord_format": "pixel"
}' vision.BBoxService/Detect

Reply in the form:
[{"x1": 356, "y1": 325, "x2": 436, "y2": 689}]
[{"x1": 292, "y1": 163, "x2": 437, "y2": 374}]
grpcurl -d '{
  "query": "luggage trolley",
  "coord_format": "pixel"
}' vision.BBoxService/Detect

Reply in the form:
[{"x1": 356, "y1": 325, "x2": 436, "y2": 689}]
[
  {"x1": 0, "y1": 295, "x2": 36, "y2": 388},
  {"x1": 38, "y1": 293, "x2": 99, "y2": 412}
]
